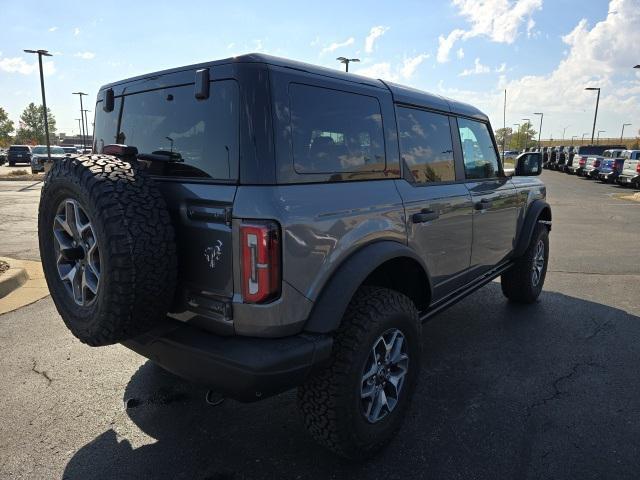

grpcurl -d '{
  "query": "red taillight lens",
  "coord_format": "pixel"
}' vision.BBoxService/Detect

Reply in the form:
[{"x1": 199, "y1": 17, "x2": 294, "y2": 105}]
[
  {"x1": 579, "y1": 157, "x2": 586, "y2": 166},
  {"x1": 636, "y1": 163, "x2": 640, "y2": 174},
  {"x1": 594, "y1": 159, "x2": 601, "y2": 167},
  {"x1": 240, "y1": 221, "x2": 281, "y2": 303}
]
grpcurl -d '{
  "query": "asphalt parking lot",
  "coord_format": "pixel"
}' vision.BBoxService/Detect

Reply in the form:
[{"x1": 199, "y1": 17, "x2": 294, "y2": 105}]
[{"x1": 0, "y1": 171, "x2": 639, "y2": 479}]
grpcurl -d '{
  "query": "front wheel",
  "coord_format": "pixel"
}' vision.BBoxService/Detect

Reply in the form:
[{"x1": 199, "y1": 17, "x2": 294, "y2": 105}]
[
  {"x1": 298, "y1": 287, "x2": 422, "y2": 459},
  {"x1": 501, "y1": 224, "x2": 549, "y2": 304}
]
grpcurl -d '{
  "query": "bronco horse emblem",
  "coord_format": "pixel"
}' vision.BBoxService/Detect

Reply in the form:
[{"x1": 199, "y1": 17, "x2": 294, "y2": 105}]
[{"x1": 204, "y1": 240, "x2": 224, "y2": 269}]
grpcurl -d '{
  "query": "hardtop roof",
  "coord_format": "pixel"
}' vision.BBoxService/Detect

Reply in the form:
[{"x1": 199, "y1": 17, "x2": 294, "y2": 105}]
[{"x1": 99, "y1": 53, "x2": 489, "y2": 121}]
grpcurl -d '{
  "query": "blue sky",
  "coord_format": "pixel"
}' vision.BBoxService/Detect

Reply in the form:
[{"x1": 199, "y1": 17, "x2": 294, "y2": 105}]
[{"x1": 1, "y1": 0, "x2": 638, "y2": 142}]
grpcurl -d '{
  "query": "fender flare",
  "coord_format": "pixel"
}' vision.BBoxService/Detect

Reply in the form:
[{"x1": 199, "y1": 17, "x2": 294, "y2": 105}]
[
  {"x1": 303, "y1": 241, "x2": 432, "y2": 334},
  {"x1": 513, "y1": 200, "x2": 552, "y2": 258}
]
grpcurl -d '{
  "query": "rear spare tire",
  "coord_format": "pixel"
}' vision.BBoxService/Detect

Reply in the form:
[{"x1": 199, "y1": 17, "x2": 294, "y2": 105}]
[{"x1": 38, "y1": 155, "x2": 177, "y2": 346}]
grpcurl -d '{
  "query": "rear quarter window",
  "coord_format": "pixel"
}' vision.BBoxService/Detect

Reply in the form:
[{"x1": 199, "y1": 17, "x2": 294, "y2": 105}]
[{"x1": 289, "y1": 84, "x2": 385, "y2": 174}]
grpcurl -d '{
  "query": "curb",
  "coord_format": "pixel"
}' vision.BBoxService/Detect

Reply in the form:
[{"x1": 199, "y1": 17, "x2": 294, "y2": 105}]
[
  {"x1": 0, "y1": 267, "x2": 28, "y2": 298},
  {"x1": 0, "y1": 257, "x2": 50, "y2": 315}
]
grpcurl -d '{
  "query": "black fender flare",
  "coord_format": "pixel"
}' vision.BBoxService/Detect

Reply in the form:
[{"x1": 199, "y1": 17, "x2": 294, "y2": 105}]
[
  {"x1": 513, "y1": 200, "x2": 552, "y2": 258},
  {"x1": 303, "y1": 241, "x2": 432, "y2": 334}
]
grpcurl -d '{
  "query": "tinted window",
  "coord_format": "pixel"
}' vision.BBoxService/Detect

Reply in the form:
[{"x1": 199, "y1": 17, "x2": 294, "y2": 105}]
[
  {"x1": 9, "y1": 146, "x2": 29, "y2": 152},
  {"x1": 397, "y1": 107, "x2": 455, "y2": 183},
  {"x1": 93, "y1": 98, "x2": 120, "y2": 152},
  {"x1": 457, "y1": 118, "x2": 500, "y2": 179},
  {"x1": 290, "y1": 84, "x2": 385, "y2": 174},
  {"x1": 96, "y1": 80, "x2": 239, "y2": 180}
]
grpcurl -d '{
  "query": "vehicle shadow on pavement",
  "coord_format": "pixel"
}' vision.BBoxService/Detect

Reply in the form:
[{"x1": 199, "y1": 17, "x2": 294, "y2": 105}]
[{"x1": 63, "y1": 283, "x2": 640, "y2": 480}]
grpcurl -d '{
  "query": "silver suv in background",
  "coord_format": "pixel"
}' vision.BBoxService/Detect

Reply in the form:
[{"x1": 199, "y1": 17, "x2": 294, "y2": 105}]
[{"x1": 616, "y1": 150, "x2": 640, "y2": 187}]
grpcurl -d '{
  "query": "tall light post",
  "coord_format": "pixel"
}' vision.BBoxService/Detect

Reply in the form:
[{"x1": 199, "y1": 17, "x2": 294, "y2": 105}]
[
  {"x1": 597, "y1": 130, "x2": 605, "y2": 144},
  {"x1": 562, "y1": 125, "x2": 570, "y2": 142},
  {"x1": 581, "y1": 133, "x2": 589, "y2": 145},
  {"x1": 75, "y1": 118, "x2": 82, "y2": 137},
  {"x1": 72, "y1": 92, "x2": 88, "y2": 150},
  {"x1": 621, "y1": 123, "x2": 631, "y2": 143},
  {"x1": 534, "y1": 112, "x2": 543, "y2": 148},
  {"x1": 336, "y1": 57, "x2": 360, "y2": 72},
  {"x1": 571, "y1": 135, "x2": 578, "y2": 145},
  {"x1": 513, "y1": 123, "x2": 521, "y2": 150},
  {"x1": 585, "y1": 87, "x2": 600, "y2": 144},
  {"x1": 23, "y1": 49, "x2": 53, "y2": 161},
  {"x1": 82, "y1": 109, "x2": 91, "y2": 149},
  {"x1": 522, "y1": 118, "x2": 531, "y2": 150}
]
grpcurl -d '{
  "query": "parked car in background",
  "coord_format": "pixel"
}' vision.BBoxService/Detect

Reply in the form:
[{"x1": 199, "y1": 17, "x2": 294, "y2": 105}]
[
  {"x1": 542, "y1": 146, "x2": 551, "y2": 167},
  {"x1": 0, "y1": 148, "x2": 6, "y2": 165},
  {"x1": 7, "y1": 145, "x2": 32, "y2": 166},
  {"x1": 554, "y1": 146, "x2": 568, "y2": 171},
  {"x1": 616, "y1": 150, "x2": 640, "y2": 187},
  {"x1": 30, "y1": 145, "x2": 67, "y2": 173},
  {"x1": 61, "y1": 146, "x2": 79, "y2": 156},
  {"x1": 547, "y1": 146, "x2": 560, "y2": 169},
  {"x1": 583, "y1": 149, "x2": 625, "y2": 179},
  {"x1": 597, "y1": 156, "x2": 626, "y2": 183},
  {"x1": 567, "y1": 145, "x2": 626, "y2": 175}
]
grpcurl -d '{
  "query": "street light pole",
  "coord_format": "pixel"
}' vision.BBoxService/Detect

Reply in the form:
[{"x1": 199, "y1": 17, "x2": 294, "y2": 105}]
[
  {"x1": 581, "y1": 133, "x2": 588, "y2": 145},
  {"x1": 23, "y1": 49, "x2": 53, "y2": 161},
  {"x1": 597, "y1": 130, "x2": 605, "y2": 144},
  {"x1": 75, "y1": 118, "x2": 82, "y2": 137},
  {"x1": 585, "y1": 87, "x2": 601, "y2": 144},
  {"x1": 72, "y1": 92, "x2": 88, "y2": 150},
  {"x1": 82, "y1": 109, "x2": 91, "y2": 150},
  {"x1": 534, "y1": 112, "x2": 543, "y2": 148},
  {"x1": 621, "y1": 123, "x2": 631, "y2": 143},
  {"x1": 336, "y1": 56, "x2": 360, "y2": 72},
  {"x1": 562, "y1": 125, "x2": 570, "y2": 142},
  {"x1": 571, "y1": 135, "x2": 578, "y2": 145}
]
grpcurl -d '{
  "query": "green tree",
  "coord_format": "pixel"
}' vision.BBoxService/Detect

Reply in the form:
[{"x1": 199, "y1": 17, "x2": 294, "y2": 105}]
[
  {"x1": 494, "y1": 127, "x2": 513, "y2": 150},
  {"x1": 15, "y1": 103, "x2": 56, "y2": 145},
  {"x1": 509, "y1": 122, "x2": 538, "y2": 150},
  {"x1": 0, "y1": 107, "x2": 14, "y2": 147}
]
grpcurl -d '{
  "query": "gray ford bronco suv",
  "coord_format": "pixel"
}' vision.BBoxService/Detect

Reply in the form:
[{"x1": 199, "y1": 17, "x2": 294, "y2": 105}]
[{"x1": 38, "y1": 54, "x2": 551, "y2": 459}]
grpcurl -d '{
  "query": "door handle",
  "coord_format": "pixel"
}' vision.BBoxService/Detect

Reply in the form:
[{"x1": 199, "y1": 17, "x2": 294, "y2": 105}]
[
  {"x1": 412, "y1": 209, "x2": 439, "y2": 223},
  {"x1": 475, "y1": 199, "x2": 493, "y2": 210}
]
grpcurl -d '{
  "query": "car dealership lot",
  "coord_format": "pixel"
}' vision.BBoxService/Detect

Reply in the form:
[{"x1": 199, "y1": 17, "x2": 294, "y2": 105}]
[{"x1": 0, "y1": 172, "x2": 639, "y2": 480}]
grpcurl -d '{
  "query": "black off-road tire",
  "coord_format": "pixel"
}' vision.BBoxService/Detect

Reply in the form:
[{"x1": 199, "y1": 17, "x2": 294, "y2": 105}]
[
  {"x1": 297, "y1": 286, "x2": 422, "y2": 459},
  {"x1": 501, "y1": 223, "x2": 549, "y2": 304},
  {"x1": 38, "y1": 155, "x2": 177, "y2": 346}
]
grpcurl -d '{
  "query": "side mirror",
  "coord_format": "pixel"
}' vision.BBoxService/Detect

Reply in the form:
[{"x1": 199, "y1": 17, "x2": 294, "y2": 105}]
[{"x1": 515, "y1": 152, "x2": 542, "y2": 176}]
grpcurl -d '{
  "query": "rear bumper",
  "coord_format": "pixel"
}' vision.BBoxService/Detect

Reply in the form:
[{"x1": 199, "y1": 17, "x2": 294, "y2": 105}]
[
  {"x1": 617, "y1": 175, "x2": 639, "y2": 184},
  {"x1": 122, "y1": 319, "x2": 333, "y2": 402}
]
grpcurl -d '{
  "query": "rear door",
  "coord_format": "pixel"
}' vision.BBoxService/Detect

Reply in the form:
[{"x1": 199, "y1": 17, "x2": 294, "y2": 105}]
[
  {"x1": 455, "y1": 117, "x2": 520, "y2": 277},
  {"x1": 93, "y1": 73, "x2": 241, "y2": 316},
  {"x1": 394, "y1": 106, "x2": 473, "y2": 300}
]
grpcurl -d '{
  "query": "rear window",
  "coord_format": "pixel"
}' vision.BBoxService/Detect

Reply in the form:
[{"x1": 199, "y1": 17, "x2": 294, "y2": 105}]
[
  {"x1": 289, "y1": 84, "x2": 385, "y2": 174},
  {"x1": 577, "y1": 146, "x2": 606, "y2": 155},
  {"x1": 95, "y1": 79, "x2": 239, "y2": 180},
  {"x1": 9, "y1": 146, "x2": 29, "y2": 152},
  {"x1": 396, "y1": 107, "x2": 455, "y2": 183}
]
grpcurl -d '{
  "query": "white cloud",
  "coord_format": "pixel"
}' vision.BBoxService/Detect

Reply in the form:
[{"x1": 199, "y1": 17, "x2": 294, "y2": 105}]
[
  {"x1": 459, "y1": 57, "x2": 491, "y2": 76},
  {"x1": 74, "y1": 51, "x2": 95, "y2": 60},
  {"x1": 48, "y1": 26, "x2": 58, "y2": 32},
  {"x1": 495, "y1": 62, "x2": 507, "y2": 73},
  {"x1": 400, "y1": 53, "x2": 430, "y2": 79},
  {"x1": 526, "y1": 17, "x2": 536, "y2": 37},
  {"x1": 355, "y1": 53, "x2": 430, "y2": 82},
  {"x1": 364, "y1": 26, "x2": 389, "y2": 53},
  {"x1": 437, "y1": 0, "x2": 542, "y2": 62},
  {"x1": 456, "y1": 48, "x2": 465, "y2": 59},
  {"x1": 321, "y1": 37, "x2": 355, "y2": 54},
  {"x1": 73, "y1": 27, "x2": 80, "y2": 36},
  {"x1": 0, "y1": 56, "x2": 55, "y2": 76}
]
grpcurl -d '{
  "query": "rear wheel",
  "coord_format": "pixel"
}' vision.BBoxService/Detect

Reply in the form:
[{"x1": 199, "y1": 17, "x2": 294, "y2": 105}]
[
  {"x1": 501, "y1": 224, "x2": 549, "y2": 304},
  {"x1": 298, "y1": 287, "x2": 421, "y2": 459}
]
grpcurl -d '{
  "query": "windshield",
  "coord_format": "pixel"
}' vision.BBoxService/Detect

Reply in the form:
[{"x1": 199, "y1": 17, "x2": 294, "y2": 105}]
[
  {"x1": 32, "y1": 146, "x2": 65, "y2": 155},
  {"x1": 62, "y1": 147, "x2": 77, "y2": 153}
]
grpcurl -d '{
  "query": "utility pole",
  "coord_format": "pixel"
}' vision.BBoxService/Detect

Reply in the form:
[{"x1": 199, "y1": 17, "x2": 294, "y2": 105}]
[
  {"x1": 336, "y1": 57, "x2": 360, "y2": 72},
  {"x1": 585, "y1": 87, "x2": 601, "y2": 144},
  {"x1": 73, "y1": 92, "x2": 88, "y2": 150},
  {"x1": 24, "y1": 49, "x2": 53, "y2": 161},
  {"x1": 534, "y1": 112, "x2": 543, "y2": 148}
]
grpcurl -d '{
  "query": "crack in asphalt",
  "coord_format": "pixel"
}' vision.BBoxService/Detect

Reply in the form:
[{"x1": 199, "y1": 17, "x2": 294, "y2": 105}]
[
  {"x1": 586, "y1": 318, "x2": 614, "y2": 340},
  {"x1": 526, "y1": 361, "x2": 602, "y2": 416},
  {"x1": 31, "y1": 360, "x2": 52, "y2": 385}
]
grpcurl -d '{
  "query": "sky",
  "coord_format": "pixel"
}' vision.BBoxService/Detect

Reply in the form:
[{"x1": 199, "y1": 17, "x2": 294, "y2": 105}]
[{"x1": 1, "y1": 0, "x2": 639, "y2": 142}]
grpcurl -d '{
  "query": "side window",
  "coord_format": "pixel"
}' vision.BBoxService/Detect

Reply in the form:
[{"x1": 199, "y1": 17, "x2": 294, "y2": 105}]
[
  {"x1": 396, "y1": 107, "x2": 455, "y2": 183},
  {"x1": 114, "y1": 80, "x2": 239, "y2": 180},
  {"x1": 290, "y1": 83, "x2": 385, "y2": 174},
  {"x1": 457, "y1": 118, "x2": 500, "y2": 179},
  {"x1": 93, "y1": 98, "x2": 121, "y2": 153}
]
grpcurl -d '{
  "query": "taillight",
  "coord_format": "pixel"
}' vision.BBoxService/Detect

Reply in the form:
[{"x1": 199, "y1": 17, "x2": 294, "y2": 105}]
[
  {"x1": 594, "y1": 159, "x2": 601, "y2": 167},
  {"x1": 579, "y1": 157, "x2": 586, "y2": 166},
  {"x1": 240, "y1": 221, "x2": 281, "y2": 303},
  {"x1": 636, "y1": 163, "x2": 640, "y2": 174}
]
